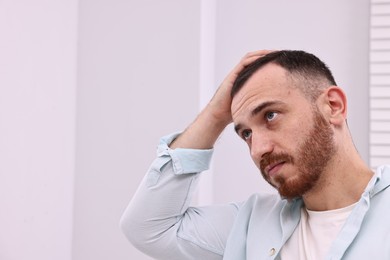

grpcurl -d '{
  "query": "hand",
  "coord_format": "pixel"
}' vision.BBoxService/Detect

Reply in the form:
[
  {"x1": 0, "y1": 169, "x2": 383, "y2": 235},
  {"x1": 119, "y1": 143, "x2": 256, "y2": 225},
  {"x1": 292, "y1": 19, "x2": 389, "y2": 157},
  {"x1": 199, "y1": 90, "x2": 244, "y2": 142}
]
[
  {"x1": 206, "y1": 50, "x2": 275, "y2": 126},
  {"x1": 170, "y1": 50, "x2": 274, "y2": 149}
]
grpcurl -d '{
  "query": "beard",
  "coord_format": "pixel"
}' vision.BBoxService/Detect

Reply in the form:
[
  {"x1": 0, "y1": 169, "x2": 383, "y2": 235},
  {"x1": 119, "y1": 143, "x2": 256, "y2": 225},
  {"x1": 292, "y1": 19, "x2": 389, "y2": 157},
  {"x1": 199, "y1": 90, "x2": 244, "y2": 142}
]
[{"x1": 259, "y1": 107, "x2": 336, "y2": 199}]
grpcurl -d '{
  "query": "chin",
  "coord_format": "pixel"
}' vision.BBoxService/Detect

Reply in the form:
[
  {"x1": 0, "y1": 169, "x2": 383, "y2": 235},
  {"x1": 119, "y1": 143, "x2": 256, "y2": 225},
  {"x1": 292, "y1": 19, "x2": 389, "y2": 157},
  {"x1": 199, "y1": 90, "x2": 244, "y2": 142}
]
[{"x1": 276, "y1": 176, "x2": 312, "y2": 199}]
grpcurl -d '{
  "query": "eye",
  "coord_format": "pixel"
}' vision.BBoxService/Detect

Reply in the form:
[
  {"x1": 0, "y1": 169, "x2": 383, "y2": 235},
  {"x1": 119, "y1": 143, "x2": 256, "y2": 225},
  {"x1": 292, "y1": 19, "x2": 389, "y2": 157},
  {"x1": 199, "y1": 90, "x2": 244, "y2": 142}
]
[
  {"x1": 265, "y1": 111, "x2": 278, "y2": 122},
  {"x1": 241, "y1": 130, "x2": 252, "y2": 140}
]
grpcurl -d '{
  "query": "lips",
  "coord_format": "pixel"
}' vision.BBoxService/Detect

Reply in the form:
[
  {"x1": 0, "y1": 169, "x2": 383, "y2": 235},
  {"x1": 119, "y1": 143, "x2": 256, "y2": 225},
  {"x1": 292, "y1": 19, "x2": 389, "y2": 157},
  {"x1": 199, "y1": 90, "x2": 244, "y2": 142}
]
[
  {"x1": 265, "y1": 161, "x2": 285, "y2": 178},
  {"x1": 260, "y1": 152, "x2": 294, "y2": 181}
]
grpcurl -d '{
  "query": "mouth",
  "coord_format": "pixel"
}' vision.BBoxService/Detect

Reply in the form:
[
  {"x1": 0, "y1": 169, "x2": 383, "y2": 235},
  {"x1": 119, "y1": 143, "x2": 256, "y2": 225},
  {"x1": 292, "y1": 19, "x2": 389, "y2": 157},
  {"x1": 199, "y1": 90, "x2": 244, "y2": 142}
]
[{"x1": 265, "y1": 161, "x2": 285, "y2": 178}]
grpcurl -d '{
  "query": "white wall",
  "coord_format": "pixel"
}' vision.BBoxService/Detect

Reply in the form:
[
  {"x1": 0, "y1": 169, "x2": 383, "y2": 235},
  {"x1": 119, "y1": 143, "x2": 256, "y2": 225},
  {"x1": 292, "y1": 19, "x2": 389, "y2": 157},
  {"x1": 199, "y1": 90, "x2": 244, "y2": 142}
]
[
  {"x1": 72, "y1": 1, "x2": 200, "y2": 260},
  {"x1": 0, "y1": 1, "x2": 78, "y2": 260}
]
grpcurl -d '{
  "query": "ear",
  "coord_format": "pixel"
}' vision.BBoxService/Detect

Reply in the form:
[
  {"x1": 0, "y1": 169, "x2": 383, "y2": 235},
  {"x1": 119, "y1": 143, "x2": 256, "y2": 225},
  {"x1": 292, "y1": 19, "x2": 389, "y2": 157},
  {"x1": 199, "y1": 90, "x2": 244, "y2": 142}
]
[{"x1": 322, "y1": 86, "x2": 347, "y2": 126}]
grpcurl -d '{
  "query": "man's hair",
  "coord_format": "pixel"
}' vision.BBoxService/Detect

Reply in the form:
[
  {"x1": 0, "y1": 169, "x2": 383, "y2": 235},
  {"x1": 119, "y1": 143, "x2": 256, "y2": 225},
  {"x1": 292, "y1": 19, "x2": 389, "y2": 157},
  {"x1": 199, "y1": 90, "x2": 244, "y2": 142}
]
[{"x1": 231, "y1": 50, "x2": 337, "y2": 102}]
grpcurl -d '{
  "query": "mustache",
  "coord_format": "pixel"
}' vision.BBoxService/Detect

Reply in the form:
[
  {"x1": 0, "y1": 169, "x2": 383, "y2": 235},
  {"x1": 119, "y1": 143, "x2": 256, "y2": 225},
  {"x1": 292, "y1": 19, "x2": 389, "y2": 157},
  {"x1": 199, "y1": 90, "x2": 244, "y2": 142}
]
[{"x1": 260, "y1": 152, "x2": 294, "y2": 173}]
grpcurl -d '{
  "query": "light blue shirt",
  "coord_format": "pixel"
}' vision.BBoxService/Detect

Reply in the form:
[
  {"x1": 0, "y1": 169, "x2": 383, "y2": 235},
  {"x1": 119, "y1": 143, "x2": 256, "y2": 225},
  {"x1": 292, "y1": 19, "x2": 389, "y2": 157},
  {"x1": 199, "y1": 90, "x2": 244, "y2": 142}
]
[{"x1": 121, "y1": 133, "x2": 390, "y2": 260}]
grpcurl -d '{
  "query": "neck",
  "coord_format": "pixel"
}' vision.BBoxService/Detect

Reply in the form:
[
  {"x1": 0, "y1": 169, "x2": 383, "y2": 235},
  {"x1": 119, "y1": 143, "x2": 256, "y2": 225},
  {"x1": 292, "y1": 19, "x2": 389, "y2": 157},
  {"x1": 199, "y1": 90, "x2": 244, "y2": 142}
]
[{"x1": 302, "y1": 146, "x2": 373, "y2": 211}]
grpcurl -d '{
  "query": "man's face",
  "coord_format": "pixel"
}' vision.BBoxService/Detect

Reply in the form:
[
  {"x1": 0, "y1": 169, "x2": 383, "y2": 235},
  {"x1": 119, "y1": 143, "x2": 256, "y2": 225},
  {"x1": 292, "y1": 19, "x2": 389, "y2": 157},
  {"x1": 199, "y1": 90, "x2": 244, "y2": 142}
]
[{"x1": 231, "y1": 63, "x2": 335, "y2": 199}]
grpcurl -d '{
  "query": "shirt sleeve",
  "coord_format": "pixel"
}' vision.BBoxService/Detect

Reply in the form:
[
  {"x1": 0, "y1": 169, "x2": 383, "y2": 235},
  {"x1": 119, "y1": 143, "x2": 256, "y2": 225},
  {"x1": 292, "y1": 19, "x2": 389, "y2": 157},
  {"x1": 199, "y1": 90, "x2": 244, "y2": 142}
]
[{"x1": 120, "y1": 133, "x2": 239, "y2": 260}]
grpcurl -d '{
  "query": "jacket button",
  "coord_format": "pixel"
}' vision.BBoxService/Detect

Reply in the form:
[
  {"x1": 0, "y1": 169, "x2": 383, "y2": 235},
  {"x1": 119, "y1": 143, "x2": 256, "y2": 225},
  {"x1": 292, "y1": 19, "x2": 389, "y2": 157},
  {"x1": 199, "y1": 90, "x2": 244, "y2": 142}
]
[{"x1": 269, "y1": 248, "x2": 276, "y2": 256}]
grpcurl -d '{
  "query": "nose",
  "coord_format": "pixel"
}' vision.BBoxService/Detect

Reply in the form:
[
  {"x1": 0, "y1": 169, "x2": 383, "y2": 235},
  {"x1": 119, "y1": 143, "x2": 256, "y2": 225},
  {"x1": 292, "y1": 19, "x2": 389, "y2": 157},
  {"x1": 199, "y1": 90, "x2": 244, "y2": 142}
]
[{"x1": 250, "y1": 132, "x2": 274, "y2": 165}]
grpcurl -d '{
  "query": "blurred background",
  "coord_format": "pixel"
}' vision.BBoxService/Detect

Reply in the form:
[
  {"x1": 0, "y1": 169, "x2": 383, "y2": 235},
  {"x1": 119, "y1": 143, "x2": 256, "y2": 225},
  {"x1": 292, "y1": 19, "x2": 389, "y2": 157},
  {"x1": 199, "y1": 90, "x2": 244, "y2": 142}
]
[{"x1": 1, "y1": 0, "x2": 389, "y2": 259}]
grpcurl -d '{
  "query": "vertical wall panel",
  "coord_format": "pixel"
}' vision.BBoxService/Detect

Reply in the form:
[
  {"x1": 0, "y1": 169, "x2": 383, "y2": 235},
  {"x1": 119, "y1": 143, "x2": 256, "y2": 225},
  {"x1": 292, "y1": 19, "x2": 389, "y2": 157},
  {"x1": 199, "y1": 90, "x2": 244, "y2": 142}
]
[
  {"x1": 0, "y1": 1, "x2": 78, "y2": 260},
  {"x1": 197, "y1": 0, "x2": 217, "y2": 205},
  {"x1": 73, "y1": 1, "x2": 200, "y2": 260},
  {"x1": 370, "y1": 0, "x2": 390, "y2": 168}
]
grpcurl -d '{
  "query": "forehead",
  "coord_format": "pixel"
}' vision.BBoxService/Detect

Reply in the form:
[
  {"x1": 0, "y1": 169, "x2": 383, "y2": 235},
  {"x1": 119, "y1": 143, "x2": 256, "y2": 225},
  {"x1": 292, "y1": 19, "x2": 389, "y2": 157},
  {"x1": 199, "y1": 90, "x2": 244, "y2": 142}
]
[{"x1": 231, "y1": 63, "x2": 305, "y2": 120}]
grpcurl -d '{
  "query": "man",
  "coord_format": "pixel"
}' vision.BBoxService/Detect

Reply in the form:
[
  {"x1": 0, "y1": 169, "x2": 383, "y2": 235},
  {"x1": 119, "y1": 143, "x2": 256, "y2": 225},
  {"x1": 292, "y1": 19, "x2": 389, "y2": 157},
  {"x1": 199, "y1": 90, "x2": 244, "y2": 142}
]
[{"x1": 121, "y1": 50, "x2": 390, "y2": 259}]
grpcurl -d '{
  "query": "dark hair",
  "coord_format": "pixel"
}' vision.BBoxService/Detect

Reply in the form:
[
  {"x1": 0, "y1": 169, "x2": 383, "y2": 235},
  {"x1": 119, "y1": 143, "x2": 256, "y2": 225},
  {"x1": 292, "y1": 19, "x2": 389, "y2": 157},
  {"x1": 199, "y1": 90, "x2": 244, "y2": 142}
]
[{"x1": 231, "y1": 50, "x2": 337, "y2": 102}]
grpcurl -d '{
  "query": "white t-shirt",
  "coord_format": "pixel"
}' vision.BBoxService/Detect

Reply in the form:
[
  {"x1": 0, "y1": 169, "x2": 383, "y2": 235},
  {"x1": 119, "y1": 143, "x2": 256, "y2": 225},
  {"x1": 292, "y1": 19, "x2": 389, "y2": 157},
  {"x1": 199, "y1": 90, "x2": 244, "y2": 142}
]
[{"x1": 280, "y1": 203, "x2": 357, "y2": 260}]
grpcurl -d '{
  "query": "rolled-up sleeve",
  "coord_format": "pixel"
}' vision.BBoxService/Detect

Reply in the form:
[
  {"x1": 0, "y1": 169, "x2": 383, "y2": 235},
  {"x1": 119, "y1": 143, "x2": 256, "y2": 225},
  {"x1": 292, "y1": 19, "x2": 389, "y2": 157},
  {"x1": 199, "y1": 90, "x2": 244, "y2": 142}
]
[{"x1": 120, "y1": 133, "x2": 239, "y2": 260}]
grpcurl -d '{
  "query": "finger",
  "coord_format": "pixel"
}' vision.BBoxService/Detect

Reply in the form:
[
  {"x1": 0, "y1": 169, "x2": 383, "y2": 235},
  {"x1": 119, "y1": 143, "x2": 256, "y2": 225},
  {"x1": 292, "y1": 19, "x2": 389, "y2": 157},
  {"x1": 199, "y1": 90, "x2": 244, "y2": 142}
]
[
  {"x1": 236, "y1": 50, "x2": 278, "y2": 71},
  {"x1": 226, "y1": 50, "x2": 278, "y2": 82},
  {"x1": 241, "y1": 55, "x2": 264, "y2": 67},
  {"x1": 231, "y1": 54, "x2": 263, "y2": 73}
]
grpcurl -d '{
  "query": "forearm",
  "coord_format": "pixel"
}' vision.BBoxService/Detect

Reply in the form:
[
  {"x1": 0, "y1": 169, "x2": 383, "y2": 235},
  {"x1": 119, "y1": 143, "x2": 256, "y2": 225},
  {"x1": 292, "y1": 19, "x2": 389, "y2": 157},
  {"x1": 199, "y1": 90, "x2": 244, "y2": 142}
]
[{"x1": 170, "y1": 106, "x2": 230, "y2": 150}]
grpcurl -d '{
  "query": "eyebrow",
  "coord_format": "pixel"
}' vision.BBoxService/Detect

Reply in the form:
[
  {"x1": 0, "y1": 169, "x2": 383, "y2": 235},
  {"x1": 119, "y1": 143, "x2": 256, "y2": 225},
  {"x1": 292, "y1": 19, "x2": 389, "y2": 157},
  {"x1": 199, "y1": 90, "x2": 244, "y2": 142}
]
[{"x1": 234, "y1": 100, "x2": 285, "y2": 135}]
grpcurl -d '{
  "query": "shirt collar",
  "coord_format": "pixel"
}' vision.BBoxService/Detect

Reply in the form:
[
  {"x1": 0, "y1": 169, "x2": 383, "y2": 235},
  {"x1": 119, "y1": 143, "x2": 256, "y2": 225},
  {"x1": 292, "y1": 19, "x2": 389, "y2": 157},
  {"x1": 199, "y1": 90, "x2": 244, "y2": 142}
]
[{"x1": 366, "y1": 165, "x2": 390, "y2": 198}]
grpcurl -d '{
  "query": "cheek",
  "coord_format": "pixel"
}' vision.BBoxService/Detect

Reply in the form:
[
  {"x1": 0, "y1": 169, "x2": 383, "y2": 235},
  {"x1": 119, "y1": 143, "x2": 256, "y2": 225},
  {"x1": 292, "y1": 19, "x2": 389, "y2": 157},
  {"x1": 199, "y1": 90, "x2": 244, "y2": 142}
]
[
  {"x1": 278, "y1": 124, "x2": 310, "y2": 154},
  {"x1": 286, "y1": 115, "x2": 311, "y2": 136}
]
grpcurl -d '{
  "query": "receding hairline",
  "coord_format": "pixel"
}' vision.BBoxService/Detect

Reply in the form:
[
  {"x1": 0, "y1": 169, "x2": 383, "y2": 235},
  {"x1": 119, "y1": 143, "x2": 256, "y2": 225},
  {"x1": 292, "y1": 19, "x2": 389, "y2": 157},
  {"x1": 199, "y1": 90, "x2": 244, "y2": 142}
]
[
  {"x1": 231, "y1": 50, "x2": 337, "y2": 102},
  {"x1": 234, "y1": 61, "x2": 332, "y2": 103}
]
